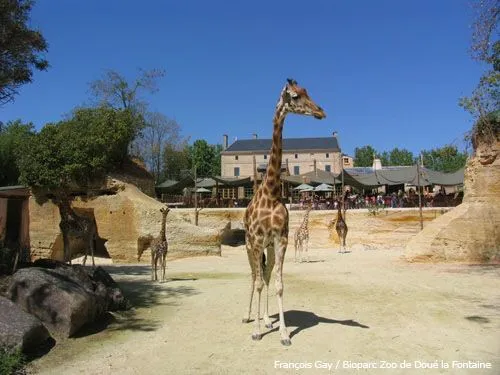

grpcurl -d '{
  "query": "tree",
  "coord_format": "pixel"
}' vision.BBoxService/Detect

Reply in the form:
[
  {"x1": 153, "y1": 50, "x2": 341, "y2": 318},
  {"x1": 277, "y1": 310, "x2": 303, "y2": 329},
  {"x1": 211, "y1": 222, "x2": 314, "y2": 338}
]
[
  {"x1": 388, "y1": 148, "x2": 415, "y2": 166},
  {"x1": 89, "y1": 68, "x2": 165, "y2": 112},
  {"x1": 162, "y1": 142, "x2": 191, "y2": 181},
  {"x1": 354, "y1": 145, "x2": 376, "y2": 167},
  {"x1": 460, "y1": 0, "x2": 499, "y2": 148},
  {"x1": 88, "y1": 68, "x2": 165, "y2": 156},
  {"x1": 136, "y1": 112, "x2": 182, "y2": 182},
  {"x1": 190, "y1": 139, "x2": 216, "y2": 177},
  {"x1": 210, "y1": 144, "x2": 223, "y2": 176},
  {"x1": 0, "y1": 120, "x2": 34, "y2": 185},
  {"x1": 0, "y1": 0, "x2": 49, "y2": 105},
  {"x1": 376, "y1": 151, "x2": 390, "y2": 166},
  {"x1": 18, "y1": 107, "x2": 137, "y2": 189},
  {"x1": 421, "y1": 145, "x2": 468, "y2": 173}
]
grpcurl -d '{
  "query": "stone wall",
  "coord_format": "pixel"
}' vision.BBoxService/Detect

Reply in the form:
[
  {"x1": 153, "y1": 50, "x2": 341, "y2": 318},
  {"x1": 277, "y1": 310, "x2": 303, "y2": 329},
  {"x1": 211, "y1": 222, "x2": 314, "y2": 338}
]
[
  {"x1": 174, "y1": 207, "x2": 451, "y2": 251},
  {"x1": 405, "y1": 140, "x2": 500, "y2": 263}
]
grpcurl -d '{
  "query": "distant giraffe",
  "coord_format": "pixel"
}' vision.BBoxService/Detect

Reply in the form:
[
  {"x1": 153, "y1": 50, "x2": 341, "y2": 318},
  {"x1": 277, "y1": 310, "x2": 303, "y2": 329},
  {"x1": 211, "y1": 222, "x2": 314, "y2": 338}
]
[
  {"x1": 335, "y1": 200, "x2": 348, "y2": 253},
  {"x1": 139, "y1": 206, "x2": 170, "y2": 282},
  {"x1": 54, "y1": 195, "x2": 97, "y2": 267},
  {"x1": 243, "y1": 78, "x2": 326, "y2": 346},
  {"x1": 294, "y1": 201, "x2": 312, "y2": 262}
]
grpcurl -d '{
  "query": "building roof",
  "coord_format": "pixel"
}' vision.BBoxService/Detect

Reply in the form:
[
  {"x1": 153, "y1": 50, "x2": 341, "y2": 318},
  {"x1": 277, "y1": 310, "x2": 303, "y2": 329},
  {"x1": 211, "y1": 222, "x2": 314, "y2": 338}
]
[
  {"x1": 284, "y1": 166, "x2": 464, "y2": 189},
  {"x1": 222, "y1": 137, "x2": 340, "y2": 153}
]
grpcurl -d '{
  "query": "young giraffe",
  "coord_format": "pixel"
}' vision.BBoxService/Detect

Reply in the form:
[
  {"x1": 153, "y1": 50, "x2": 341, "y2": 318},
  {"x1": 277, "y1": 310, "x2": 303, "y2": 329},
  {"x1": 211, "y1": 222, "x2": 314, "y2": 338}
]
[
  {"x1": 139, "y1": 206, "x2": 170, "y2": 282},
  {"x1": 243, "y1": 78, "x2": 326, "y2": 346},
  {"x1": 55, "y1": 195, "x2": 97, "y2": 267},
  {"x1": 294, "y1": 201, "x2": 312, "y2": 263},
  {"x1": 335, "y1": 200, "x2": 348, "y2": 253}
]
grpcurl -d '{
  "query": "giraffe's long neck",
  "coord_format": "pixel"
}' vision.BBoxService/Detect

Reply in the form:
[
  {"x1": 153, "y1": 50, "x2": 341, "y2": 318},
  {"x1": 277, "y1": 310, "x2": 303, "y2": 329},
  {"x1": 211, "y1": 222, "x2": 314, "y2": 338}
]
[
  {"x1": 337, "y1": 205, "x2": 343, "y2": 221},
  {"x1": 262, "y1": 95, "x2": 287, "y2": 200},
  {"x1": 160, "y1": 214, "x2": 167, "y2": 242}
]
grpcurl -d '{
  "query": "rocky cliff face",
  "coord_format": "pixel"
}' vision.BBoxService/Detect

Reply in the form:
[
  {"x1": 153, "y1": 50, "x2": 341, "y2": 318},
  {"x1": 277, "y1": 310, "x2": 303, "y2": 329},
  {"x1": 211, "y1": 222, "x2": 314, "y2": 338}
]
[
  {"x1": 29, "y1": 179, "x2": 221, "y2": 263},
  {"x1": 405, "y1": 140, "x2": 500, "y2": 263}
]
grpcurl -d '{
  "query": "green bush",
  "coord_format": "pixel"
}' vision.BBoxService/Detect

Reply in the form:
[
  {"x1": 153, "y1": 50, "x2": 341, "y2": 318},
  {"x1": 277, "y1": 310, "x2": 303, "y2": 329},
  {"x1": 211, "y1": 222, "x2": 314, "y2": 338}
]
[{"x1": 0, "y1": 347, "x2": 25, "y2": 375}]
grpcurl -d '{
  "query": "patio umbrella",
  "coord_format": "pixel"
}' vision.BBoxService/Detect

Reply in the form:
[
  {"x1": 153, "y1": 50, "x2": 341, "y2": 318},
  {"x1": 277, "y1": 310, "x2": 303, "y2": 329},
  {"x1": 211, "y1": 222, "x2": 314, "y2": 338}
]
[
  {"x1": 195, "y1": 187, "x2": 211, "y2": 193},
  {"x1": 314, "y1": 183, "x2": 334, "y2": 192},
  {"x1": 294, "y1": 183, "x2": 314, "y2": 191}
]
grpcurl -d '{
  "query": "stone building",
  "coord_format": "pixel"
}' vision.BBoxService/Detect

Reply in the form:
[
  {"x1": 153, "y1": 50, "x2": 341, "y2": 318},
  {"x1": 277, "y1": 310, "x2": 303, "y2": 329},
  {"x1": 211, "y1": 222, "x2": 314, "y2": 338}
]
[{"x1": 220, "y1": 132, "x2": 353, "y2": 180}]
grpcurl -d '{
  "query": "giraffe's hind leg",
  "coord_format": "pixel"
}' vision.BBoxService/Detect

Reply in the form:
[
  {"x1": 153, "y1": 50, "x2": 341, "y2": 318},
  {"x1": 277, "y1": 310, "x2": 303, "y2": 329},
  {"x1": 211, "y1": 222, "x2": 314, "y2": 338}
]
[
  {"x1": 274, "y1": 235, "x2": 291, "y2": 346},
  {"x1": 250, "y1": 239, "x2": 266, "y2": 341},
  {"x1": 263, "y1": 245, "x2": 275, "y2": 329}
]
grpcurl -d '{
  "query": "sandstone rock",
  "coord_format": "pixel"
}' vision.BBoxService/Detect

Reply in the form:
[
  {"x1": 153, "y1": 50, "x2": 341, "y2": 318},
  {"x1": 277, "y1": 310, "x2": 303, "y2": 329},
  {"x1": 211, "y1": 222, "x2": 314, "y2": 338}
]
[
  {"x1": 29, "y1": 181, "x2": 222, "y2": 263},
  {"x1": 405, "y1": 140, "x2": 500, "y2": 263},
  {"x1": 0, "y1": 296, "x2": 51, "y2": 353}
]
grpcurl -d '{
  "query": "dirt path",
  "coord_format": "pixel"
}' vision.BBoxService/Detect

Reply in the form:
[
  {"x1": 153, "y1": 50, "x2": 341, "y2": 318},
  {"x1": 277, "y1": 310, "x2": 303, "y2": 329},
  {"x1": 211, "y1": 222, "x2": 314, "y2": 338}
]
[{"x1": 29, "y1": 246, "x2": 500, "y2": 375}]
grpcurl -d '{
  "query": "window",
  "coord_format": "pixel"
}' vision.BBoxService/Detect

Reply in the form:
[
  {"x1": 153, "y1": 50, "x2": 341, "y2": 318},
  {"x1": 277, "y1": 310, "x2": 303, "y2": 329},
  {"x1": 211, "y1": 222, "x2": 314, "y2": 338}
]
[
  {"x1": 234, "y1": 167, "x2": 240, "y2": 177},
  {"x1": 294, "y1": 154, "x2": 298, "y2": 159},
  {"x1": 325, "y1": 165, "x2": 331, "y2": 172},
  {"x1": 326, "y1": 153, "x2": 329, "y2": 158},
  {"x1": 264, "y1": 154, "x2": 267, "y2": 160},
  {"x1": 293, "y1": 166, "x2": 300, "y2": 175},
  {"x1": 235, "y1": 155, "x2": 238, "y2": 160},
  {"x1": 221, "y1": 188, "x2": 236, "y2": 199},
  {"x1": 343, "y1": 157, "x2": 350, "y2": 165}
]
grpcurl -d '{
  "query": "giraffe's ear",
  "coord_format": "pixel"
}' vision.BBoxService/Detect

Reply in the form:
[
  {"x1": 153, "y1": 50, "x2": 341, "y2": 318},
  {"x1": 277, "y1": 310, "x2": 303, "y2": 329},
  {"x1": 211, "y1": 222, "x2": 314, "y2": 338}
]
[{"x1": 287, "y1": 78, "x2": 297, "y2": 86}]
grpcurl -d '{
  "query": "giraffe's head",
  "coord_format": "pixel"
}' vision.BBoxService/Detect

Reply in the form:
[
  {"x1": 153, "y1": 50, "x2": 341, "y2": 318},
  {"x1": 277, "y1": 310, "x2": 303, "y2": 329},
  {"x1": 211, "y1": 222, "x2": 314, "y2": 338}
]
[
  {"x1": 281, "y1": 79, "x2": 326, "y2": 120},
  {"x1": 160, "y1": 206, "x2": 170, "y2": 216}
]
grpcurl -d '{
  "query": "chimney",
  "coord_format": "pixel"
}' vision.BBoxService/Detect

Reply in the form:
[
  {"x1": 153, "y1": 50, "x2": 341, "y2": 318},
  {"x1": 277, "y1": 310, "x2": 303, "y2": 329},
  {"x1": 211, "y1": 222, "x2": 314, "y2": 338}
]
[
  {"x1": 314, "y1": 159, "x2": 317, "y2": 175},
  {"x1": 332, "y1": 131, "x2": 338, "y2": 138},
  {"x1": 252, "y1": 133, "x2": 258, "y2": 139},
  {"x1": 373, "y1": 158, "x2": 382, "y2": 170},
  {"x1": 223, "y1": 134, "x2": 228, "y2": 150}
]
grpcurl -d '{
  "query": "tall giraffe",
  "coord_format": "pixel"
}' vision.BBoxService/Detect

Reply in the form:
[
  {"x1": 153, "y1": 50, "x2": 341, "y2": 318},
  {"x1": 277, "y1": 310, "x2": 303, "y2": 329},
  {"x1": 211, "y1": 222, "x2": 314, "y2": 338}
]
[
  {"x1": 294, "y1": 201, "x2": 312, "y2": 263},
  {"x1": 335, "y1": 200, "x2": 348, "y2": 253},
  {"x1": 243, "y1": 79, "x2": 326, "y2": 346},
  {"x1": 138, "y1": 206, "x2": 170, "y2": 282},
  {"x1": 55, "y1": 194, "x2": 97, "y2": 267}
]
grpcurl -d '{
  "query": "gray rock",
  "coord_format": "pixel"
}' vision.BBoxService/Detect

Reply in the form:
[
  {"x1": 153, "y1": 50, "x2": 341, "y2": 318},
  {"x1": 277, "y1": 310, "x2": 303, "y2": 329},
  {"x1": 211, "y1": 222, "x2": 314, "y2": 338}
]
[
  {"x1": 0, "y1": 296, "x2": 51, "y2": 353},
  {"x1": 7, "y1": 267, "x2": 98, "y2": 339}
]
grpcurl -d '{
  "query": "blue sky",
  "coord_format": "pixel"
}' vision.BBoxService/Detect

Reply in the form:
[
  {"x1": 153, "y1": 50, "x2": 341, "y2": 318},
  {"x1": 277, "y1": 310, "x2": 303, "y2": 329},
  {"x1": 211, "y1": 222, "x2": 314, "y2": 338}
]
[{"x1": 1, "y1": 0, "x2": 486, "y2": 157}]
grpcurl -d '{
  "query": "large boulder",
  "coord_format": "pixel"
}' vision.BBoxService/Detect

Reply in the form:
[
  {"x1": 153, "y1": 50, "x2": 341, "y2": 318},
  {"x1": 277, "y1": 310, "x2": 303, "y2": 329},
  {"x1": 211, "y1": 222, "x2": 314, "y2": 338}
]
[
  {"x1": 406, "y1": 140, "x2": 500, "y2": 263},
  {"x1": 7, "y1": 262, "x2": 128, "y2": 338},
  {"x1": 0, "y1": 296, "x2": 51, "y2": 353}
]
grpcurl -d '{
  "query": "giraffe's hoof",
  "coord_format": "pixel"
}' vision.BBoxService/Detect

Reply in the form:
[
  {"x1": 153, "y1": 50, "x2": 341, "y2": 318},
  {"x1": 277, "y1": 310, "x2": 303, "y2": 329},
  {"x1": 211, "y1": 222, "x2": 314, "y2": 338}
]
[
  {"x1": 252, "y1": 334, "x2": 262, "y2": 341},
  {"x1": 242, "y1": 318, "x2": 251, "y2": 324},
  {"x1": 281, "y1": 339, "x2": 292, "y2": 346},
  {"x1": 265, "y1": 323, "x2": 273, "y2": 329}
]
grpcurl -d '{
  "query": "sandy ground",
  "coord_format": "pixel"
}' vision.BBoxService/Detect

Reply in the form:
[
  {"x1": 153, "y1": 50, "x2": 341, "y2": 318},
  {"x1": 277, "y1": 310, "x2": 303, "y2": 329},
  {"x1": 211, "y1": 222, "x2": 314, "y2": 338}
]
[{"x1": 28, "y1": 246, "x2": 500, "y2": 375}]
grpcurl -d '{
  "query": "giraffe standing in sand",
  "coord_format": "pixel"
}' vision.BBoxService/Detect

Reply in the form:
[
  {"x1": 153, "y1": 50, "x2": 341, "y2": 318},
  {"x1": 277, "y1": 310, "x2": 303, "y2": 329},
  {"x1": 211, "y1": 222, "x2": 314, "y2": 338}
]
[
  {"x1": 55, "y1": 195, "x2": 97, "y2": 267},
  {"x1": 138, "y1": 206, "x2": 170, "y2": 282},
  {"x1": 294, "y1": 201, "x2": 312, "y2": 263},
  {"x1": 335, "y1": 200, "x2": 348, "y2": 253},
  {"x1": 242, "y1": 79, "x2": 326, "y2": 346}
]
